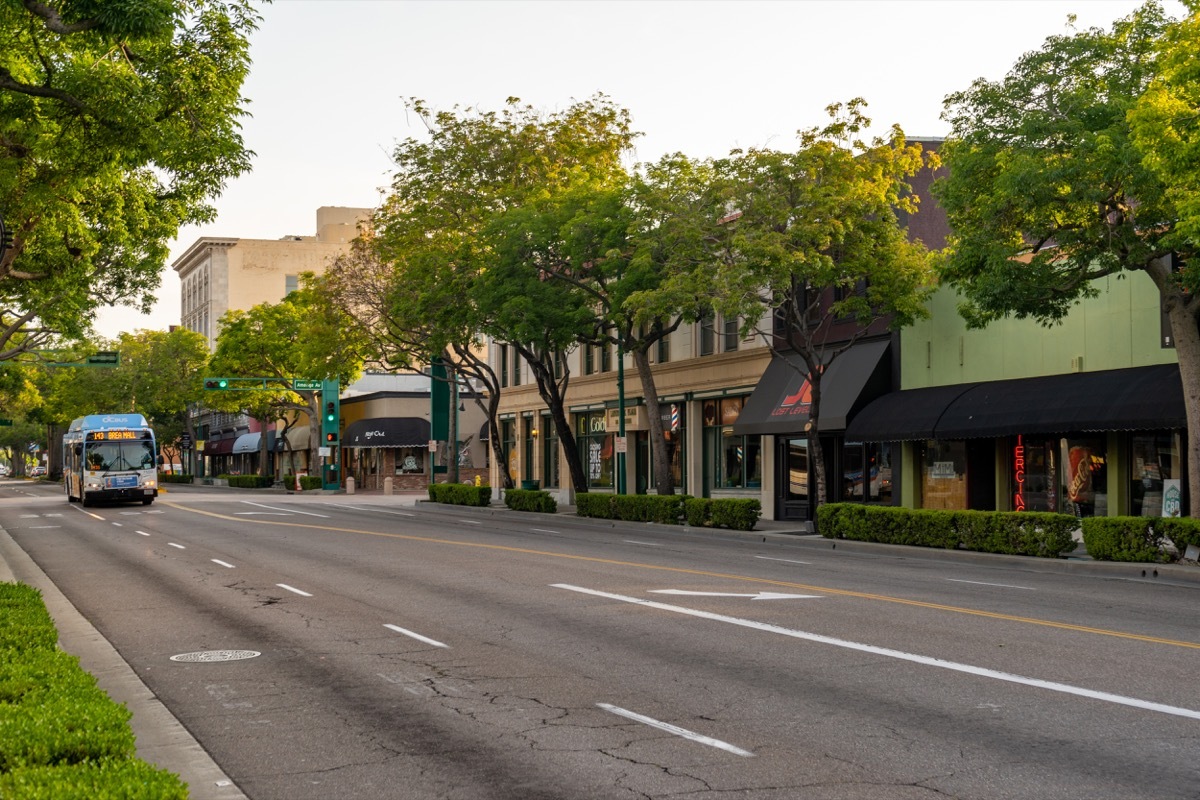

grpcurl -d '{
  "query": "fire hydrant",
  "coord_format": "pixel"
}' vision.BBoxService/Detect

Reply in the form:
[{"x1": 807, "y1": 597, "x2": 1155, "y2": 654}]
[{"x1": 474, "y1": 474, "x2": 482, "y2": 487}]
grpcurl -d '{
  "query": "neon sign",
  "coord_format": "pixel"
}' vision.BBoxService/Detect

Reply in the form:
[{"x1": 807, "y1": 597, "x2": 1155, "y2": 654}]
[{"x1": 1013, "y1": 435, "x2": 1026, "y2": 511}]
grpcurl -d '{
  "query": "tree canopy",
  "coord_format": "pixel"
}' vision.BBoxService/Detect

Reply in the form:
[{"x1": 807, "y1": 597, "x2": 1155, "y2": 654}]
[
  {"x1": 0, "y1": 0, "x2": 257, "y2": 356},
  {"x1": 698, "y1": 100, "x2": 934, "y2": 506}
]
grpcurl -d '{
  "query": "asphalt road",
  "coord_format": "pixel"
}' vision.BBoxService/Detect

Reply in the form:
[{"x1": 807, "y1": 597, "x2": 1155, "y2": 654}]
[{"x1": 2, "y1": 480, "x2": 1199, "y2": 799}]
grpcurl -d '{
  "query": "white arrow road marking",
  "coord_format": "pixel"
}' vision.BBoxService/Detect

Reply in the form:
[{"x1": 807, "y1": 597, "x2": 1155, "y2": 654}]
[
  {"x1": 597, "y1": 703, "x2": 754, "y2": 757},
  {"x1": 650, "y1": 590, "x2": 822, "y2": 601},
  {"x1": 555, "y1": 584, "x2": 1200, "y2": 722},
  {"x1": 384, "y1": 624, "x2": 448, "y2": 649}
]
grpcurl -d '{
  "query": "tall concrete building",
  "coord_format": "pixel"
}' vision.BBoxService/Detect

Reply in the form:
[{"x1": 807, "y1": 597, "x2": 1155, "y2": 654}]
[{"x1": 172, "y1": 206, "x2": 369, "y2": 350}]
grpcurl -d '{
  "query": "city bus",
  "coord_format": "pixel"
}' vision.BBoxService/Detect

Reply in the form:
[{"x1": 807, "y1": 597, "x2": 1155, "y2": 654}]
[{"x1": 63, "y1": 414, "x2": 159, "y2": 506}]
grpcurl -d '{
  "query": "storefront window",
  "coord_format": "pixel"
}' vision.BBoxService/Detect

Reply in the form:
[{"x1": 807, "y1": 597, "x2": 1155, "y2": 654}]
[
  {"x1": 704, "y1": 397, "x2": 760, "y2": 490},
  {"x1": 1062, "y1": 436, "x2": 1107, "y2": 517},
  {"x1": 501, "y1": 419, "x2": 517, "y2": 483},
  {"x1": 843, "y1": 441, "x2": 893, "y2": 504},
  {"x1": 1131, "y1": 432, "x2": 1181, "y2": 517},
  {"x1": 541, "y1": 414, "x2": 559, "y2": 488},
  {"x1": 395, "y1": 447, "x2": 425, "y2": 475},
  {"x1": 522, "y1": 415, "x2": 534, "y2": 483},
  {"x1": 641, "y1": 403, "x2": 686, "y2": 492},
  {"x1": 1011, "y1": 435, "x2": 1057, "y2": 512},
  {"x1": 921, "y1": 440, "x2": 967, "y2": 510},
  {"x1": 785, "y1": 438, "x2": 809, "y2": 503},
  {"x1": 577, "y1": 411, "x2": 614, "y2": 489}
]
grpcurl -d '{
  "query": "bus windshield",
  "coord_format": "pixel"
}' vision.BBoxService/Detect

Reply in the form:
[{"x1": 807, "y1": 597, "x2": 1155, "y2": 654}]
[{"x1": 86, "y1": 441, "x2": 157, "y2": 472}]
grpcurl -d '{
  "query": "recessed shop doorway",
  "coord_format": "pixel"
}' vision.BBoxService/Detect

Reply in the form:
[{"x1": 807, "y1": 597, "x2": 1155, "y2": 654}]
[{"x1": 776, "y1": 436, "x2": 810, "y2": 521}]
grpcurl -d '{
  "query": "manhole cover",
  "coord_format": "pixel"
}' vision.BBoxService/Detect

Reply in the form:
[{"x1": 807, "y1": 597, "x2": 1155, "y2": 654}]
[{"x1": 170, "y1": 649, "x2": 261, "y2": 663}]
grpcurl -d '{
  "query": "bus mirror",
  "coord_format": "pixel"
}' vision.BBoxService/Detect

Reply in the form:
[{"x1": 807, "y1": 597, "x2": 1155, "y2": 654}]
[{"x1": 157, "y1": 455, "x2": 164, "y2": 466}]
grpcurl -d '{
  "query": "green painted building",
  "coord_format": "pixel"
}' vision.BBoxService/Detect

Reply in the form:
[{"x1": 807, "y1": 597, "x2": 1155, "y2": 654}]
[{"x1": 847, "y1": 266, "x2": 1186, "y2": 518}]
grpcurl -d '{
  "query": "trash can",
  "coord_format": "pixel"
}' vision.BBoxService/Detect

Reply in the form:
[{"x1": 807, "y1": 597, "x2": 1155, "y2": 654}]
[{"x1": 520, "y1": 480, "x2": 540, "y2": 491}]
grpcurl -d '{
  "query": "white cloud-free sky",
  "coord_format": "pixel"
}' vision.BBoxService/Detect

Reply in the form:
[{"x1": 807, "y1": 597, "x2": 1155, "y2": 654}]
[{"x1": 94, "y1": 0, "x2": 1180, "y2": 338}]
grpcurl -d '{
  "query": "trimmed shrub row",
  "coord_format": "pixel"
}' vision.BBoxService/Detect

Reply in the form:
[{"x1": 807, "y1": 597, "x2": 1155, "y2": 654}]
[
  {"x1": 503, "y1": 489, "x2": 557, "y2": 514},
  {"x1": 284, "y1": 475, "x2": 324, "y2": 491},
  {"x1": 156, "y1": 473, "x2": 193, "y2": 484},
  {"x1": 427, "y1": 483, "x2": 492, "y2": 507},
  {"x1": 816, "y1": 504, "x2": 1078, "y2": 558},
  {"x1": 576, "y1": 493, "x2": 761, "y2": 531},
  {"x1": 1081, "y1": 516, "x2": 1200, "y2": 563},
  {"x1": 219, "y1": 474, "x2": 273, "y2": 489},
  {"x1": 0, "y1": 582, "x2": 188, "y2": 799}
]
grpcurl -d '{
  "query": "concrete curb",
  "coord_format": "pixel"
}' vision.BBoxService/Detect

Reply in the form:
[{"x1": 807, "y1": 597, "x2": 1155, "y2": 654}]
[{"x1": 0, "y1": 525, "x2": 248, "y2": 800}]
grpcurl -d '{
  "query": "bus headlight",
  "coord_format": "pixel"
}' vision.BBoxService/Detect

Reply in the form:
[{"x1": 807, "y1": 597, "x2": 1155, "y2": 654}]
[
  {"x1": 141, "y1": 478, "x2": 156, "y2": 489},
  {"x1": 86, "y1": 480, "x2": 102, "y2": 490}
]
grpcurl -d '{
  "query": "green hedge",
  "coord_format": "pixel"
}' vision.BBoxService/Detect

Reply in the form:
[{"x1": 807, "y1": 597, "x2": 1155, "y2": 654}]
[
  {"x1": 284, "y1": 475, "x2": 324, "y2": 491},
  {"x1": 427, "y1": 483, "x2": 492, "y2": 507},
  {"x1": 817, "y1": 503, "x2": 1077, "y2": 558},
  {"x1": 0, "y1": 582, "x2": 188, "y2": 798},
  {"x1": 503, "y1": 489, "x2": 557, "y2": 514},
  {"x1": 156, "y1": 474, "x2": 192, "y2": 484},
  {"x1": 1081, "y1": 516, "x2": 1200, "y2": 562},
  {"x1": 218, "y1": 474, "x2": 273, "y2": 488},
  {"x1": 576, "y1": 493, "x2": 760, "y2": 531}
]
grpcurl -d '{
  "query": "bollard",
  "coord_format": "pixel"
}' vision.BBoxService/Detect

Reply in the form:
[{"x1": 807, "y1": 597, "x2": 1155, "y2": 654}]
[
  {"x1": 346, "y1": 476, "x2": 355, "y2": 495},
  {"x1": 384, "y1": 476, "x2": 393, "y2": 495}
]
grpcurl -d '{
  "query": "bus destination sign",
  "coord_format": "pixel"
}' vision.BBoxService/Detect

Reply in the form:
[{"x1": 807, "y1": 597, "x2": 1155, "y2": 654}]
[{"x1": 86, "y1": 430, "x2": 139, "y2": 441}]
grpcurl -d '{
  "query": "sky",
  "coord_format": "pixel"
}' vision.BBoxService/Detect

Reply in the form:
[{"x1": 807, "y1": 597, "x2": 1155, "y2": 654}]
[{"x1": 94, "y1": 0, "x2": 1182, "y2": 339}]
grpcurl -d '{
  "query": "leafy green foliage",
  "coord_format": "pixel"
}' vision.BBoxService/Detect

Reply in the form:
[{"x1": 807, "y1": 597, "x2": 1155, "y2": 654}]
[
  {"x1": 0, "y1": 0, "x2": 258, "y2": 355},
  {"x1": 503, "y1": 488, "x2": 557, "y2": 514},
  {"x1": 818, "y1": 503, "x2": 1078, "y2": 557},
  {"x1": 937, "y1": 2, "x2": 1180, "y2": 322},
  {"x1": 427, "y1": 483, "x2": 492, "y2": 506},
  {"x1": 0, "y1": 582, "x2": 185, "y2": 796}
]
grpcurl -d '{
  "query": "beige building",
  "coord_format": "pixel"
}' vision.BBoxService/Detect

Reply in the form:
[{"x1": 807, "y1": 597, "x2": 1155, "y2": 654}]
[
  {"x1": 490, "y1": 313, "x2": 776, "y2": 509},
  {"x1": 173, "y1": 206, "x2": 370, "y2": 349}
]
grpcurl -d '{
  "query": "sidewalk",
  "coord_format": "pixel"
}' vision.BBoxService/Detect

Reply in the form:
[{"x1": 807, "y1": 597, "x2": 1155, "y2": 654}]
[{"x1": 2, "y1": 490, "x2": 1198, "y2": 799}]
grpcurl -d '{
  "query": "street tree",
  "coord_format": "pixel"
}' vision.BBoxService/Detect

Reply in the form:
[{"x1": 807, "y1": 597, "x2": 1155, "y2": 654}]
[
  {"x1": 702, "y1": 101, "x2": 934, "y2": 507},
  {"x1": 207, "y1": 286, "x2": 366, "y2": 478},
  {"x1": 0, "y1": 0, "x2": 257, "y2": 356},
  {"x1": 935, "y1": 2, "x2": 1200, "y2": 512},
  {"x1": 360, "y1": 95, "x2": 638, "y2": 490}
]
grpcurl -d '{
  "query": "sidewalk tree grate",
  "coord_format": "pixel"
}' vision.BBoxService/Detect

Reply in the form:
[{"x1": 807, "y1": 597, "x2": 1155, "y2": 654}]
[{"x1": 170, "y1": 649, "x2": 261, "y2": 663}]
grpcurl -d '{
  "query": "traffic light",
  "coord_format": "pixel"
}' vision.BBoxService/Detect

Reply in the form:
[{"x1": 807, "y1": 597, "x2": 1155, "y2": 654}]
[
  {"x1": 325, "y1": 402, "x2": 336, "y2": 423},
  {"x1": 325, "y1": 431, "x2": 338, "y2": 444},
  {"x1": 203, "y1": 378, "x2": 229, "y2": 390}
]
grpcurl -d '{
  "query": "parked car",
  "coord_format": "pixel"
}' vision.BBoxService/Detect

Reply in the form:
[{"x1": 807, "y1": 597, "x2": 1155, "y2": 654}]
[{"x1": 30, "y1": 465, "x2": 47, "y2": 477}]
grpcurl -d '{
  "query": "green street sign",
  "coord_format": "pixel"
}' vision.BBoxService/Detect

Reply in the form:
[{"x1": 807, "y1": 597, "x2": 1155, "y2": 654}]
[
  {"x1": 84, "y1": 351, "x2": 120, "y2": 366},
  {"x1": 292, "y1": 379, "x2": 322, "y2": 390}
]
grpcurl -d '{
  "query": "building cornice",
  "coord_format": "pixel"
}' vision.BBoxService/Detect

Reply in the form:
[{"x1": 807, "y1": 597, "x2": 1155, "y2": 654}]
[{"x1": 171, "y1": 237, "x2": 239, "y2": 275}]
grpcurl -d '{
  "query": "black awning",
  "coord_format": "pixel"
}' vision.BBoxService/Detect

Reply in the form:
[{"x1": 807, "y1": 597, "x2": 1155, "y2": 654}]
[
  {"x1": 732, "y1": 339, "x2": 890, "y2": 436},
  {"x1": 343, "y1": 417, "x2": 431, "y2": 448},
  {"x1": 936, "y1": 363, "x2": 1186, "y2": 438},
  {"x1": 845, "y1": 363, "x2": 1185, "y2": 441},
  {"x1": 479, "y1": 422, "x2": 490, "y2": 442},
  {"x1": 845, "y1": 382, "x2": 978, "y2": 442}
]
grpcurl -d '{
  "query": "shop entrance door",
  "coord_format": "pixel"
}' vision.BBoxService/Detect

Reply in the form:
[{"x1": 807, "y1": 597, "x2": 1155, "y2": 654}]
[{"x1": 776, "y1": 437, "x2": 811, "y2": 521}]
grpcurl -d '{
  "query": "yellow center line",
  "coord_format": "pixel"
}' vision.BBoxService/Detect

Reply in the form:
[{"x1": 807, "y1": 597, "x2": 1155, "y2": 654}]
[{"x1": 165, "y1": 502, "x2": 1200, "y2": 650}]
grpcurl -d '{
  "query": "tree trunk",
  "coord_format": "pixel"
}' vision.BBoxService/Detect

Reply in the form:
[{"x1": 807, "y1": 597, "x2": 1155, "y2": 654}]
[
  {"x1": 630, "y1": 348, "x2": 674, "y2": 496},
  {"x1": 808, "y1": 375, "x2": 827, "y2": 507},
  {"x1": 521, "y1": 348, "x2": 587, "y2": 494},
  {"x1": 1163, "y1": 288, "x2": 1200, "y2": 517}
]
